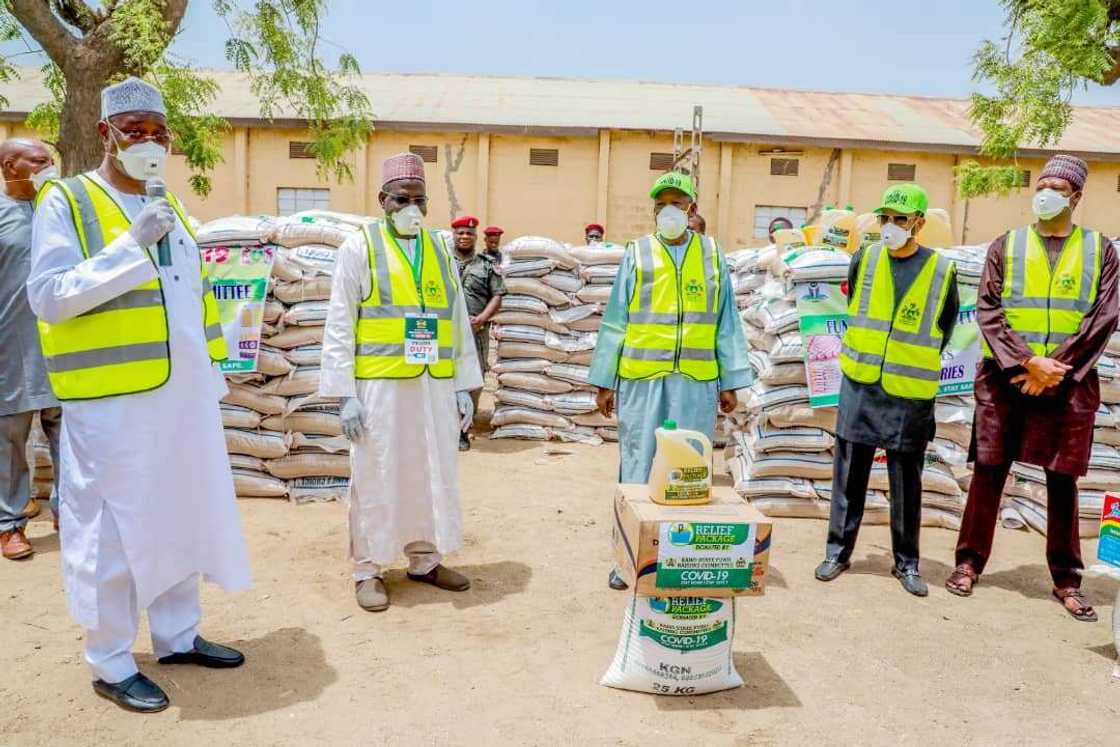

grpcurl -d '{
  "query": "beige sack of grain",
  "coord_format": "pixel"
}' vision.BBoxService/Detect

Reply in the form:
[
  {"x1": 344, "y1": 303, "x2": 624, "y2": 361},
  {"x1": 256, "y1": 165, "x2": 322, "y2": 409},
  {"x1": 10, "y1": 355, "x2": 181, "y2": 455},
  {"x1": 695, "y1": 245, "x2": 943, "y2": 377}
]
[
  {"x1": 283, "y1": 300, "x2": 330, "y2": 327},
  {"x1": 569, "y1": 245, "x2": 625, "y2": 266},
  {"x1": 541, "y1": 270, "x2": 584, "y2": 294},
  {"x1": 503, "y1": 278, "x2": 570, "y2": 307},
  {"x1": 263, "y1": 299, "x2": 285, "y2": 324},
  {"x1": 233, "y1": 469, "x2": 289, "y2": 498},
  {"x1": 490, "y1": 358, "x2": 552, "y2": 375},
  {"x1": 284, "y1": 344, "x2": 322, "y2": 367},
  {"x1": 572, "y1": 411, "x2": 616, "y2": 428},
  {"x1": 576, "y1": 286, "x2": 612, "y2": 304},
  {"x1": 491, "y1": 424, "x2": 551, "y2": 440},
  {"x1": 256, "y1": 346, "x2": 294, "y2": 377},
  {"x1": 490, "y1": 407, "x2": 573, "y2": 430},
  {"x1": 264, "y1": 325, "x2": 325, "y2": 349},
  {"x1": 498, "y1": 372, "x2": 573, "y2": 394},
  {"x1": 567, "y1": 316, "x2": 602, "y2": 333},
  {"x1": 259, "y1": 366, "x2": 321, "y2": 396},
  {"x1": 765, "y1": 405, "x2": 838, "y2": 433},
  {"x1": 229, "y1": 454, "x2": 267, "y2": 472},
  {"x1": 494, "y1": 388, "x2": 552, "y2": 410},
  {"x1": 274, "y1": 275, "x2": 333, "y2": 304},
  {"x1": 261, "y1": 411, "x2": 343, "y2": 437},
  {"x1": 290, "y1": 433, "x2": 350, "y2": 453},
  {"x1": 289, "y1": 476, "x2": 350, "y2": 503},
  {"x1": 503, "y1": 236, "x2": 578, "y2": 269},
  {"x1": 225, "y1": 428, "x2": 290, "y2": 459},
  {"x1": 497, "y1": 342, "x2": 569, "y2": 363},
  {"x1": 266, "y1": 453, "x2": 351, "y2": 479},
  {"x1": 597, "y1": 426, "x2": 619, "y2": 442},
  {"x1": 221, "y1": 404, "x2": 263, "y2": 430},
  {"x1": 271, "y1": 221, "x2": 352, "y2": 248},
  {"x1": 490, "y1": 311, "x2": 570, "y2": 334},
  {"x1": 222, "y1": 384, "x2": 287, "y2": 416},
  {"x1": 566, "y1": 349, "x2": 594, "y2": 366},
  {"x1": 271, "y1": 252, "x2": 303, "y2": 282}
]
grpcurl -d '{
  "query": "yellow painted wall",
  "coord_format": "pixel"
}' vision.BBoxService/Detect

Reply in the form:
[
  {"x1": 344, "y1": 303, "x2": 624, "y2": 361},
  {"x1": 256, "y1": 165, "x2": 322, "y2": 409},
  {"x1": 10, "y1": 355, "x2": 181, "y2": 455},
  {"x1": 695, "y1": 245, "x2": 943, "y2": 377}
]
[{"x1": 167, "y1": 134, "x2": 239, "y2": 221}]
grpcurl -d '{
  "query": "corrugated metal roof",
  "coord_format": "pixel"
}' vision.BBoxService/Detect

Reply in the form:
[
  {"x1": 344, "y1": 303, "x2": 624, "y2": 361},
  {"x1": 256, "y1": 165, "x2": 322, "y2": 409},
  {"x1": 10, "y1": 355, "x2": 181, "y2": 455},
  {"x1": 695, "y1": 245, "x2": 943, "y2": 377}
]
[{"x1": 1, "y1": 67, "x2": 1117, "y2": 156}]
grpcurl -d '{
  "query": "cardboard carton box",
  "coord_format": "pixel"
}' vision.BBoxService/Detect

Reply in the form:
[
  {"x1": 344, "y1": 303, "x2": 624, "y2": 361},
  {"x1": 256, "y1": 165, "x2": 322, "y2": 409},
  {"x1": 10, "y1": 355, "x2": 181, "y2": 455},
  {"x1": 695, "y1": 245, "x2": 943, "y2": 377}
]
[{"x1": 612, "y1": 484, "x2": 772, "y2": 597}]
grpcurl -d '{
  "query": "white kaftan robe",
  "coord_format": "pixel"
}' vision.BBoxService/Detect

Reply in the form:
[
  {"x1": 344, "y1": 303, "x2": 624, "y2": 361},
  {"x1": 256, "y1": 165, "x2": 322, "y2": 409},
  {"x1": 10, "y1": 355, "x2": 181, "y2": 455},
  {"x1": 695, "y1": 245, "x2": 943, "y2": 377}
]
[
  {"x1": 27, "y1": 172, "x2": 251, "y2": 630},
  {"x1": 320, "y1": 229, "x2": 482, "y2": 579}
]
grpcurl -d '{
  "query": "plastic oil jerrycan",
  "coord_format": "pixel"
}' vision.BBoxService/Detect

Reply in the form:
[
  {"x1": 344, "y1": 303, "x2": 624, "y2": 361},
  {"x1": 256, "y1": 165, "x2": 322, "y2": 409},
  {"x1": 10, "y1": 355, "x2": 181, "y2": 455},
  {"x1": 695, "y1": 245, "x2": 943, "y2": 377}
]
[{"x1": 647, "y1": 420, "x2": 713, "y2": 506}]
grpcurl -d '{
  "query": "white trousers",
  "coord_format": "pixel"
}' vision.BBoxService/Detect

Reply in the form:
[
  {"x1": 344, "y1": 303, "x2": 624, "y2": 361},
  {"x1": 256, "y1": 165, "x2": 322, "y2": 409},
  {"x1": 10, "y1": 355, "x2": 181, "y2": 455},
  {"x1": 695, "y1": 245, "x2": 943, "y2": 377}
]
[
  {"x1": 353, "y1": 540, "x2": 441, "y2": 582},
  {"x1": 84, "y1": 510, "x2": 201, "y2": 683}
]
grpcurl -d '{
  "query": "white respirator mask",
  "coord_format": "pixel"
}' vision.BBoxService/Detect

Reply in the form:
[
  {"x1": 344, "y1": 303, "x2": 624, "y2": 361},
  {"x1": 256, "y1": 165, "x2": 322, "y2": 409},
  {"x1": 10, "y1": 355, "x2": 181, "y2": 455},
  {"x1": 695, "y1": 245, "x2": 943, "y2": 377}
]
[
  {"x1": 880, "y1": 221, "x2": 912, "y2": 251},
  {"x1": 656, "y1": 205, "x2": 689, "y2": 241},
  {"x1": 29, "y1": 165, "x2": 59, "y2": 192},
  {"x1": 1032, "y1": 188, "x2": 1070, "y2": 220},
  {"x1": 109, "y1": 127, "x2": 168, "y2": 181},
  {"x1": 391, "y1": 204, "x2": 424, "y2": 236}
]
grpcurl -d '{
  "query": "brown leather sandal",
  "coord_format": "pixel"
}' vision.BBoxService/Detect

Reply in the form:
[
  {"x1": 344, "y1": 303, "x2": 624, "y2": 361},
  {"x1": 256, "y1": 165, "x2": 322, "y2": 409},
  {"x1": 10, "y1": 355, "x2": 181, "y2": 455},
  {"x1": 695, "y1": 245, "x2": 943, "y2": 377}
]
[
  {"x1": 1052, "y1": 587, "x2": 1097, "y2": 622},
  {"x1": 945, "y1": 564, "x2": 978, "y2": 597}
]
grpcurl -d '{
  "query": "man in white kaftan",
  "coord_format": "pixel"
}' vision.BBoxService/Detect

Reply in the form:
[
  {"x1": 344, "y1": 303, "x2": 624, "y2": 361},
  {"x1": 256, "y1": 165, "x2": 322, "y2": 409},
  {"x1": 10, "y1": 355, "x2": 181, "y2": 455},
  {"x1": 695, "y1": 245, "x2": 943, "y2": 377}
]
[
  {"x1": 320, "y1": 152, "x2": 482, "y2": 612},
  {"x1": 25, "y1": 78, "x2": 251, "y2": 714}
]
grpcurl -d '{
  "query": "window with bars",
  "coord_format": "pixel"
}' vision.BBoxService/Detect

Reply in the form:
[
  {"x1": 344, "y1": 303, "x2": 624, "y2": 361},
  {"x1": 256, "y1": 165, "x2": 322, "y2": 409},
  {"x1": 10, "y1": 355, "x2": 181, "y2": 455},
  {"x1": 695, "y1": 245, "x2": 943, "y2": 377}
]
[
  {"x1": 887, "y1": 163, "x2": 917, "y2": 181},
  {"x1": 289, "y1": 141, "x2": 315, "y2": 159},
  {"x1": 409, "y1": 145, "x2": 438, "y2": 163},
  {"x1": 277, "y1": 187, "x2": 329, "y2": 216},
  {"x1": 770, "y1": 158, "x2": 799, "y2": 176},
  {"x1": 649, "y1": 152, "x2": 675, "y2": 171},
  {"x1": 1018, "y1": 169, "x2": 1031, "y2": 188},
  {"x1": 754, "y1": 205, "x2": 809, "y2": 240},
  {"x1": 529, "y1": 148, "x2": 560, "y2": 167}
]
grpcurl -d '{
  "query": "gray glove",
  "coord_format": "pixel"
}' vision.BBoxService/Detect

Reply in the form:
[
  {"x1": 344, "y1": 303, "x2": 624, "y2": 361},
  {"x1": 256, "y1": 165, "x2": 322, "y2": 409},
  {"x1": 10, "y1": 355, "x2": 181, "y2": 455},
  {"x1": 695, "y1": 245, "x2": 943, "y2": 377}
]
[
  {"x1": 340, "y1": 396, "x2": 365, "y2": 441},
  {"x1": 456, "y1": 391, "x2": 475, "y2": 433},
  {"x1": 128, "y1": 198, "x2": 176, "y2": 249}
]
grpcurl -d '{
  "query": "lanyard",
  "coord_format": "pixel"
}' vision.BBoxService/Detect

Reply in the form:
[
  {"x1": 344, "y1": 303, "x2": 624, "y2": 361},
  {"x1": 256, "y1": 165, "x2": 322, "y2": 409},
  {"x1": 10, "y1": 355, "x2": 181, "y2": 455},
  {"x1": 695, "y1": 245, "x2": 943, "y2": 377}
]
[{"x1": 385, "y1": 228, "x2": 424, "y2": 289}]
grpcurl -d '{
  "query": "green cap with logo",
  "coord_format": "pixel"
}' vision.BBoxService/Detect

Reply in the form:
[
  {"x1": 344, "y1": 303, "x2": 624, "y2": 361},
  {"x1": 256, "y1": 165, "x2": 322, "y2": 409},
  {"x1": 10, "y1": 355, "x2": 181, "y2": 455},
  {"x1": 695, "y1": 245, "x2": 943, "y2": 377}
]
[
  {"x1": 874, "y1": 183, "x2": 928, "y2": 215},
  {"x1": 649, "y1": 171, "x2": 696, "y2": 200}
]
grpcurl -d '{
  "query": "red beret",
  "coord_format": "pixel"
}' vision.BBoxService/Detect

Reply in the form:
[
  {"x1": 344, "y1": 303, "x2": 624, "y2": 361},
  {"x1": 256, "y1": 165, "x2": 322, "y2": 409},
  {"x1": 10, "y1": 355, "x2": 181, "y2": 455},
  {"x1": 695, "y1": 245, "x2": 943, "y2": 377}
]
[
  {"x1": 585, "y1": 223, "x2": 605, "y2": 234},
  {"x1": 483, "y1": 226, "x2": 504, "y2": 236},
  {"x1": 451, "y1": 215, "x2": 479, "y2": 229}
]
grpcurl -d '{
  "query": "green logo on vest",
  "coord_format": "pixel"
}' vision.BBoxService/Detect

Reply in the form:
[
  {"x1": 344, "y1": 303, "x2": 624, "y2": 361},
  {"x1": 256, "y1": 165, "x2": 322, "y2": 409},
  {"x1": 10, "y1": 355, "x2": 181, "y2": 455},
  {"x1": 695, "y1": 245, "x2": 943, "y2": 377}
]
[
  {"x1": 685, "y1": 279, "x2": 703, "y2": 298},
  {"x1": 1057, "y1": 273, "x2": 1076, "y2": 292},
  {"x1": 900, "y1": 301, "x2": 921, "y2": 325},
  {"x1": 424, "y1": 279, "x2": 440, "y2": 299}
]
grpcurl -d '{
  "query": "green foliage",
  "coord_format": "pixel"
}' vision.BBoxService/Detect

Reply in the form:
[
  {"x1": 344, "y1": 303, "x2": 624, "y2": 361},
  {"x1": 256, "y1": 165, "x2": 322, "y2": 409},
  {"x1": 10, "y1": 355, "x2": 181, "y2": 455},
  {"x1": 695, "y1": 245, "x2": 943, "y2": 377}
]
[
  {"x1": 956, "y1": 161, "x2": 1029, "y2": 198},
  {"x1": 0, "y1": 4, "x2": 27, "y2": 109},
  {"x1": 25, "y1": 62, "x2": 64, "y2": 142},
  {"x1": 962, "y1": 0, "x2": 1120, "y2": 198}
]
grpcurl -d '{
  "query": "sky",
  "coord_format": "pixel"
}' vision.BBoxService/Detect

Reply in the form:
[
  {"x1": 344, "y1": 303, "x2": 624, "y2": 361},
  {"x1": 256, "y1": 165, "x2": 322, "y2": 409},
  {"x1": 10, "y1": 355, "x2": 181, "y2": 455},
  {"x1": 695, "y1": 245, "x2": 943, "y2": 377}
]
[{"x1": 157, "y1": 0, "x2": 1119, "y2": 106}]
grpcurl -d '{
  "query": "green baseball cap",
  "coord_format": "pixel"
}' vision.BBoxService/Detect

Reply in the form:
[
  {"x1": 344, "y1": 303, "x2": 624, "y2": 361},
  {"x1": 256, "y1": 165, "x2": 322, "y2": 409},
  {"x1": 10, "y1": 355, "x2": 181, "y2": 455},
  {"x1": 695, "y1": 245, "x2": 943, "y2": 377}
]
[
  {"x1": 649, "y1": 171, "x2": 696, "y2": 200},
  {"x1": 874, "y1": 183, "x2": 928, "y2": 215}
]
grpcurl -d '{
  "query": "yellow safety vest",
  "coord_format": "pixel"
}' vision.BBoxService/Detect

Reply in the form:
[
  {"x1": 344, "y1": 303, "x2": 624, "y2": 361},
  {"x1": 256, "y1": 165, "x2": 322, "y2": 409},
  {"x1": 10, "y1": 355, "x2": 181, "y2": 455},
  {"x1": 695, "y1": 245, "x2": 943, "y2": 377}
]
[
  {"x1": 839, "y1": 243, "x2": 955, "y2": 400},
  {"x1": 982, "y1": 225, "x2": 1102, "y2": 359},
  {"x1": 619, "y1": 232, "x2": 721, "y2": 381},
  {"x1": 355, "y1": 221, "x2": 458, "y2": 379},
  {"x1": 35, "y1": 174, "x2": 226, "y2": 401}
]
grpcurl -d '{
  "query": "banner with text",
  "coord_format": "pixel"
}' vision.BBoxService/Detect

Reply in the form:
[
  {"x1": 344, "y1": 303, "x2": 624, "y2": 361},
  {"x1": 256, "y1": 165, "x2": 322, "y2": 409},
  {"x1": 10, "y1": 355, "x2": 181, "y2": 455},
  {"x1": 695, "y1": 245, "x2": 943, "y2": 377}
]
[{"x1": 203, "y1": 244, "x2": 276, "y2": 374}]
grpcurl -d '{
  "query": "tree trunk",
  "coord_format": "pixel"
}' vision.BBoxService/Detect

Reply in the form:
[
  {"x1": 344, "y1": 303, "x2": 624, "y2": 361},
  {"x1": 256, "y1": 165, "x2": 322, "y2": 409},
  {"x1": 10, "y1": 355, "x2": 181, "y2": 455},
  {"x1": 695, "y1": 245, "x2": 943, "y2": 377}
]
[{"x1": 58, "y1": 68, "x2": 112, "y2": 176}]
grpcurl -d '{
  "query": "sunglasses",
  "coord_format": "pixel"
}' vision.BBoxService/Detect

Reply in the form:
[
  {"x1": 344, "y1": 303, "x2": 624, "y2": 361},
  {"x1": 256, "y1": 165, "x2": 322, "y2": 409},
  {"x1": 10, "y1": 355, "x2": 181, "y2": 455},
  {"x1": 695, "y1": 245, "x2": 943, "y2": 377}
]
[
  {"x1": 385, "y1": 193, "x2": 429, "y2": 208},
  {"x1": 877, "y1": 214, "x2": 914, "y2": 227}
]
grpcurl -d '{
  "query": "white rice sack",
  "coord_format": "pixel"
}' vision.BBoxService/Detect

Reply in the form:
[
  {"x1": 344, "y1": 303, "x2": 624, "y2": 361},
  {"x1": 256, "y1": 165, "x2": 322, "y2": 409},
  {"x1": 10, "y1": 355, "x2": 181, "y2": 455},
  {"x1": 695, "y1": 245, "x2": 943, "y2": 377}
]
[
  {"x1": 225, "y1": 428, "x2": 290, "y2": 459},
  {"x1": 503, "y1": 236, "x2": 578, "y2": 269},
  {"x1": 735, "y1": 476, "x2": 817, "y2": 500},
  {"x1": 261, "y1": 411, "x2": 343, "y2": 437},
  {"x1": 274, "y1": 276, "x2": 333, "y2": 304},
  {"x1": 197, "y1": 216, "x2": 277, "y2": 245},
  {"x1": 502, "y1": 295, "x2": 551, "y2": 315},
  {"x1": 498, "y1": 373, "x2": 573, "y2": 394},
  {"x1": 490, "y1": 358, "x2": 552, "y2": 375},
  {"x1": 289, "y1": 476, "x2": 349, "y2": 504},
  {"x1": 550, "y1": 426, "x2": 604, "y2": 446},
  {"x1": 503, "y1": 278, "x2": 570, "y2": 307},
  {"x1": 570, "y1": 245, "x2": 625, "y2": 266},
  {"x1": 747, "y1": 450, "x2": 833, "y2": 480},
  {"x1": 229, "y1": 454, "x2": 267, "y2": 472},
  {"x1": 221, "y1": 404, "x2": 262, "y2": 430},
  {"x1": 287, "y1": 209, "x2": 370, "y2": 230},
  {"x1": 490, "y1": 311, "x2": 569, "y2": 334},
  {"x1": 759, "y1": 361, "x2": 807, "y2": 387},
  {"x1": 233, "y1": 469, "x2": 289, "y2": 499},
  {"x1": 545, "y1": 331, "x2": 597, "y2": 353},
  {"x1": 259, "y1": 367, "x2": 321, "y2": 396},
  {"x1": 1090, "y1": 443, "x2": 1120, "y2": 471},
  {"x1": 541, "y1": 270, "x2": 584, "y2": 294},
  {"x1": 491, "y1": 425, "x2": 550, "y2": 440},
  {"x1": 597, "y1": 426, "x2": 619, "y2": 442},
  {"x1": 491, "y1": 407, "x2": 572, "y2": 430},
  {"x1": 577, "y1": 286, "x2": 613, "y2": 304},
  {"x1": 264, "y1": 325, "x2": 324, "y2": 349},
  {"x1": 546, "y1": 391, "x2": 599, "y2": 416},
  {"x1": 494, "y1": 388, "x2": 552, "y2": 410},
  {"x1": 769, "y1": 334, "x2": 804, "y2": 365},
  {"x1": 502, "y1": 258, "x2": 556, "y2": 278},
  {"x1": 222, "y1": 384, "x2": 287, "y2": 416},
  {"x1": 493, "y1": 324, "x2": 548, "y2": 345},
  {"x1": 283, "y1": 301, "x2": 329, "y2": 327},
  {"x1": 755, "y1": 384, "x2": 811, "y2": 410},
  {"x1": 284, "y1": 344, "x2": 323, "y2": 368},
  {"x1": 551, "y1": 305, "x2": 600, "y2": 325},
  {"x1": 749, "y1": 496, "x2": 831, "y2": 520},
  {"x1": 600, "y1": 596, "x2": 742, "y2": 696},
  {"x1": 498, "y1": 342, "x2": 569, "y2": 363},
  {"x1": 746, "y1": 423, "x2": 834, "y2": 454},
  {"x1": 1101, "y1": 378, "x2": 1120, "y2": 405},
  {"x1": 567, "y1": 315, "x2": 602, "y2": 333},
  {"x1": 281, "y1": 244, "x2": 338, "y2": 276},
  {"x1": 869, "y1": 457, "x2": 960, "y2": 496},
  {"x1": 265, "y1": 453, "x2": 351, "y2": 479},
  {"x1": 786, "y1": 249, "x2": 851, "y2": 283},
  {"x1": 547, "y1": 364, "x2": 591, "y2": 386},
  {"x1": 582, "y1": 265, "x2": 620, "y2": 285},
  {"x1": 271, "y1": 221, "x2": 351, "y2": 249},
  {"x1": 290, "y1": 433, "x2": 350, "y2": 453},
  {"x1": 1096, "y1": 403, "x2": 1117, "y2": 428},
  {"x1": 1096, "y1": 427, "x2": 1120, "y2": 447}
]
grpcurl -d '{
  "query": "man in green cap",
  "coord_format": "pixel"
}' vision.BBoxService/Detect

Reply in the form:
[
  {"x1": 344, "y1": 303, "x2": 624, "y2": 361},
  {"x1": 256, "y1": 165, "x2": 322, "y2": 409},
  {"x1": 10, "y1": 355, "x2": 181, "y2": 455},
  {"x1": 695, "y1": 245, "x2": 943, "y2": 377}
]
[
  {"x1": 814, "y1": 183, "x2": 959, "y2": 597},
  {"x1": 589, "y1": 172, "x2": 752, "y2": 590}
]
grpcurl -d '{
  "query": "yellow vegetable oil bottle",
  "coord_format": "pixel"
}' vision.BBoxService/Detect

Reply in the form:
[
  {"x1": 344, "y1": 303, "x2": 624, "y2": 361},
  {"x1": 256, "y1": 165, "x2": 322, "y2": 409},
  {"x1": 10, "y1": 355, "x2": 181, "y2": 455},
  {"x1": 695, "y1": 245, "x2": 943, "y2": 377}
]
[{"x1": 647, "y1": 420, "x2": 713, "y2": 506}]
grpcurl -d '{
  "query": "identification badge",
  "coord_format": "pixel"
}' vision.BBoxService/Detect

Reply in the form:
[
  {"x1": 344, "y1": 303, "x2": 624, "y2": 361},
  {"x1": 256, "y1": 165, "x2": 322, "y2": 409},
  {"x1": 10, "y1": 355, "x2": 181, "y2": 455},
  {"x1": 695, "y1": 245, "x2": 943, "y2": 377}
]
[{"x1": 404, "y1": 313, "x2": 439, "y2": 365}]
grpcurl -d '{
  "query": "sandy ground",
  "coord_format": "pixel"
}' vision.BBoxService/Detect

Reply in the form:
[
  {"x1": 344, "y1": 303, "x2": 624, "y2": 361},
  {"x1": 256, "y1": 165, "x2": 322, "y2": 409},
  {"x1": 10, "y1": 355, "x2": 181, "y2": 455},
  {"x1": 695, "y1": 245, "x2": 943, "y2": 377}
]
[{"x1": 2, "y1": 432, "x2": 1118, "y2": 746}]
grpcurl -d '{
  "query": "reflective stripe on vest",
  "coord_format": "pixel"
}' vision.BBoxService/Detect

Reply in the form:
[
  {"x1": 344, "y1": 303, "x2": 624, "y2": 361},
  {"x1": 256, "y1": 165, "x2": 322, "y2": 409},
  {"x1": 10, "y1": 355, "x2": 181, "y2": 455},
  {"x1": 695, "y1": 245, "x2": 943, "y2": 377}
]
[
  {"x1": 35, "y1": 174, "x2": 226, "y2": 401},
  {"x1": 981, "y1": 226, "x2": 1101, "y2": 359},
  {"x1": 618, "y1": 232, "x2": 721, "y2": 381},
  {"x1": 354, "y1": 221, "x2": 458, "y2": 379},
  {"x1": 839, "y1": 243, "x2": 955, "y2": 400}
]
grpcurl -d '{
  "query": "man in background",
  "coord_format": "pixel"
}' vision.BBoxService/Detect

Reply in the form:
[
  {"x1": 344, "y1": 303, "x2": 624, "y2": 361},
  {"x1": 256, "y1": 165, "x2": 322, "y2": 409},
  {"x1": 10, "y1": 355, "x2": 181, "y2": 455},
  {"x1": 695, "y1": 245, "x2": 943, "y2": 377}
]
[
  {"x1": 483, "y1": 225, "x2": 504, "y2": 262},
  {"x1": 0, "y1": 137, "x2": 62, "y2": 559},
  {"x1": 585, "y1": 223, "x2": 606, "y2": 245},
  {"x1": 689, "y1": 213, "x2": 707, "y2": 235},
  {"x1": 768, "y1": 216, "x2": 794, "y2": 243}
]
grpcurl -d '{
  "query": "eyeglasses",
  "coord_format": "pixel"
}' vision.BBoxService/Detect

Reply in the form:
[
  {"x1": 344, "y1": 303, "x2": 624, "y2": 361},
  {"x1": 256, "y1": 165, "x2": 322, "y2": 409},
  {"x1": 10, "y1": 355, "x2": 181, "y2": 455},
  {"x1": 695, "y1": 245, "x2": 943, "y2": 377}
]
[
  {"x1": 877, "y1": 214, "x2": 914, "y2": 227},
  {"x1": 111, "y1": 126, "x2": 172, "y2": 146},
  {"x1": 385, "y1": 193, "x2": 428, "y2": 208}
]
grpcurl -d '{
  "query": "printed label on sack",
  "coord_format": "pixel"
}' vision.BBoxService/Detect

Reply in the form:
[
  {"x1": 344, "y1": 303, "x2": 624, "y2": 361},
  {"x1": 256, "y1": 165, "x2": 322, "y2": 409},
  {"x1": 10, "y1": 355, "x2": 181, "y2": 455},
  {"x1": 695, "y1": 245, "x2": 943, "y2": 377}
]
[
  {"x1": 663, "y1": 466, "x2": 710, "y2": 503},
  {"x1": 204, "y1": 244, "x2": 275, "y2": 374},
  {"x1": 656, "y1": 522, "x2": 756, "y2": 588},
  {"x1": 639, "y1": 598, "x2": 728, "y2": 651},
  {"x1": 1098, "y1": 493, "x2": 1120, "y2": 568},
  {"x1": 404, "y1": 313, "x2": 439, "y2": 364}
]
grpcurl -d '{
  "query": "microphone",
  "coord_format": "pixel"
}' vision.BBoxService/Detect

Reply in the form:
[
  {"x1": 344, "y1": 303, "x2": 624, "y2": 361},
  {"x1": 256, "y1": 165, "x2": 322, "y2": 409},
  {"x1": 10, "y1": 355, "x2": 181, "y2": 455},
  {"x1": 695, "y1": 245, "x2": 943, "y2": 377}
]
[{"x1": 145, "y1": 178, "x2": 172, "y2": 267}]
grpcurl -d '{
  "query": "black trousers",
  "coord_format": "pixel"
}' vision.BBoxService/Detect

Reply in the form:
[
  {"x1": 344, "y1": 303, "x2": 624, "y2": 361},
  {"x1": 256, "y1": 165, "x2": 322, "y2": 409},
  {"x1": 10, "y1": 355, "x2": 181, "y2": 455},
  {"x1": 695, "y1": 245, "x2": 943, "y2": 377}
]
[{"x1": 825, "y1": 436, "x2": 924, "y2": 572}]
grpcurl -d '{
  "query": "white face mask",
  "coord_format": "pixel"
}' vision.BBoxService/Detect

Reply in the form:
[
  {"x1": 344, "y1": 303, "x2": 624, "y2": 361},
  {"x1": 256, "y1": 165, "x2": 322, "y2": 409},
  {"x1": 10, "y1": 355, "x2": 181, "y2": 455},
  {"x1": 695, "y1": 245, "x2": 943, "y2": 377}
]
[
  {"x1": 111, "y1": 132, "x2": 168, "y2": 181},
  {"x1": 880, "y1": 222, "x2": 912, "y2": 251},
  {"x1": 391, "y1": 204, "x2": 424, "y2": 236},
  {"x1": 30, "y1": 165, "x2": 59, "y2": 192},
  {"x1": 1032, "y1": 188, "x2": 1070, "y2": 220},
  {"x1": 656, "y1": 205, "x2": 689, "y2": 241}
]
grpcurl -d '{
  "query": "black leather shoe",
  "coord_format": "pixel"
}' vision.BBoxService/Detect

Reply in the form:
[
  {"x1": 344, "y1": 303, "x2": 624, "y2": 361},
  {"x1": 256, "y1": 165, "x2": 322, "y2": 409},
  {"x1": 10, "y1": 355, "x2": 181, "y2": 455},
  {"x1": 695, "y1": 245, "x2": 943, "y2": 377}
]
[
  {"x1": 892, "y1": 567, "x2": 929, "y2": 597},
  {"x1": 814, "y1": 559, "x2": 850, "y2": 582},
  {"x1": 459, "y1": 432, "x2": 471, "y2": 452},
  {"x1": 608, "y1": 569, "x2": 629, "y2": 590},
  {"x1": 158, "y1": 635, "x2": 245, "y2": 668},
  {"x1": 93, "y1": 673, "x2": 169, "y2": 713}
]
